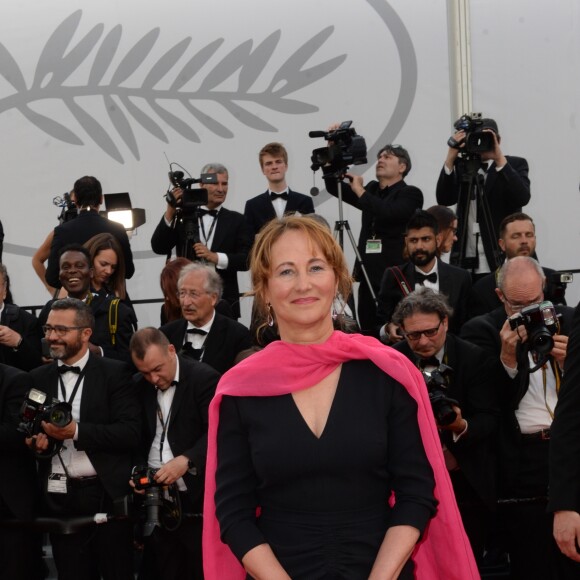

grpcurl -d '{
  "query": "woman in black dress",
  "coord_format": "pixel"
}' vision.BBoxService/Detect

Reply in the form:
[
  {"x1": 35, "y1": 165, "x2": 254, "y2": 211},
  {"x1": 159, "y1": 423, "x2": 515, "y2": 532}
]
[{"x1": 203, "y1": 215, "x2": 477, "y2": 579}]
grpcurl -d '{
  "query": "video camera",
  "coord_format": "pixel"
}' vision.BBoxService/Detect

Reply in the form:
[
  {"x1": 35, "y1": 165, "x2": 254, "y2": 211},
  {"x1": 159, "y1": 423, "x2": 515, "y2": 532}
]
[
  {"x1": 421, "y1": 363, "x2": 458, "y2": 426},
  {"x1": 309, "y1": 120, "x2": 367, "y2": 177},
  {"x1": 508, "y1": 300, "x2": 560, "y2": 356},
  {"x1": 165, "y1": 171, "x2": 216, "y2": 214},
  {"x1": 448, "y1": 112, "x2": 495, "y2": 155},
  {"x1": 53, "y1": 192, "x2": 78, "y2": 224}
]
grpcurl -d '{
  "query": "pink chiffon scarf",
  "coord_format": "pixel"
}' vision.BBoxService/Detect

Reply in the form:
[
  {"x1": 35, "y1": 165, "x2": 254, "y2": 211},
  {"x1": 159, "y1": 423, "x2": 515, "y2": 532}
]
[{"x1": 203, "y1": 331, "x2": 479, "y2": 579}]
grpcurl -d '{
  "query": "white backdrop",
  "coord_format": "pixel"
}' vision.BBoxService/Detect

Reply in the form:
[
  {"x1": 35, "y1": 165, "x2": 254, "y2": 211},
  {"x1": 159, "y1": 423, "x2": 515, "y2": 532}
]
[{"x1": 0, "y1": 0, "x2": 577, "y2": 328}]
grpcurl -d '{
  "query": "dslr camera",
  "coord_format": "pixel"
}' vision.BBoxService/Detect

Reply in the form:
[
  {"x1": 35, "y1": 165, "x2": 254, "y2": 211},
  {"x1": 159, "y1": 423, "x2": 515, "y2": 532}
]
[
  {"x1": 421, "y1": 364, "x2": 458, "y2": 426},
  {"x1": 17, "y1": 388, "x2": 72, "y2": 438},
  {"x1": 131, "y1": 466, "x2": 181, "y2": 536},
  {"x1": 309, "y1": 120, "x2": 367, "y2": 177},
  {"x1": 508, "y1": 300, "x2": 560, "y2": 355},
  {"x1": 448, "y1": 112, "x2": 495, "y2": 155}
]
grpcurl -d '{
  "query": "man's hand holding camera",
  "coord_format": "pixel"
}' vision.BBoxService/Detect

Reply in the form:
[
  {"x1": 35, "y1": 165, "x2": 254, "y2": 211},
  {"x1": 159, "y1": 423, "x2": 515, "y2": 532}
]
[
  {"x1": 500, "y1": 317, "x2": 568, "y2": 370},
  {"x1": 165, "y1": 187, "x2": 183, "y2": 222},
  {"x1": 439, "y1": 405, "x2": 468, "y2": 435},
  {"x1": 154, "y1": 455, "x2": 190, "y2": 486},
  {"x1": 345, "y1": 173, "x2": 365, "y2": 197},
  {"x1": 25, "y1": 419, "x2": 77, "y2": 453},
  {"x1": 500, "y1": 318, "x2": 527, "y2": 369}
]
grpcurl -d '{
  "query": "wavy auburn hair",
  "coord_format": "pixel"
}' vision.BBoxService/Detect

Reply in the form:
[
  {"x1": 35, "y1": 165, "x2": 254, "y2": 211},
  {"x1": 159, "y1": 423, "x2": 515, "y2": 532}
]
[{"x1": 249, "y1": 215, "x2": 352, "y2": 323}]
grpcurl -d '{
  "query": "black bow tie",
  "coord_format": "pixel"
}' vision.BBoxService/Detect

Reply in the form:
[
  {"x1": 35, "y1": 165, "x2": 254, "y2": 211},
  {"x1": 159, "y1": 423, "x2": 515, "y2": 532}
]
[
  {"x1": 418, "y1": 356, "x2": 440, "y2": 370},
  {"x1": 58, "y1": 365, "x2": 81, "y2": 374},
  {"x1": 187, "y1": 327, "x2": 208, "y2": 335},
  {"x1": 415, "y1": 272, "x2": 437, "y2": 284},
  {"x1": 270, "y1": 192, "x2": 288, "y2": 200},
  {"x1": 199, "y1": 209, "x2": 218, "y2": 217}
]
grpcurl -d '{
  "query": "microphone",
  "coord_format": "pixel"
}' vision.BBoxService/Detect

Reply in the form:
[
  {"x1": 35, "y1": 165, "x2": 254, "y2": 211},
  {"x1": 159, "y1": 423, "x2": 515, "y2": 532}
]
[
  {"x1": 310, "y1": 187, "x2": 319, "y2": 197},
  {"x1": 308, "y1": 130, "x2": 327, "y2": 138}
]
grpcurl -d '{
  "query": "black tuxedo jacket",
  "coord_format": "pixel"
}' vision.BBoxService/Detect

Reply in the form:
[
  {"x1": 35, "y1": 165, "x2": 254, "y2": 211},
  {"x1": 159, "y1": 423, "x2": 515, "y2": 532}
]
[
  {"x1": 46, "y1": 210, "x2": 135, "y2": 288},
  {"x1": 0, "y1": 364, "x2": 39, "y2": 519},
  {"x1": 0, "y1": 303, "x2": 43, "y2": 371},
  {"x1": 39, "y1": 295, "x2": 137, "y2": 364},
  {"x1": 160, "y1": 312, "x2": 252, "y2": 375},
  {"x1": 325, "y1": 177, "x2": 423, "y2": 289},
  {"x1": 376, "y1": 259, "x2": 472, "y2": 334},
  {"x1": 394, "y1": 335, "x2": 500, "y2": 508},
  {"x1": 243, "y1": 189, "x2": 314, "y2": 239},
  {"x1": 461, "y1": 304, "x2": 575, "y2": 493},
  {"x1": 467, "y1": 266, "x2": 563, "y2": 320},
  {"x1": 436, "y1": 155, "x2": 531, "y2": 269},
  {"x1": 151, "y1": 207, "x2": 252, "y2": 318},
  {"x1": 135, "y1": 356, "x2": 219, "y2": 510},
  {"x1": 30, "y1": 354, "x2": 141, "y2": 501},
  {"x1": 549, "y1": 303, "x2": 580, "y2": 513}
]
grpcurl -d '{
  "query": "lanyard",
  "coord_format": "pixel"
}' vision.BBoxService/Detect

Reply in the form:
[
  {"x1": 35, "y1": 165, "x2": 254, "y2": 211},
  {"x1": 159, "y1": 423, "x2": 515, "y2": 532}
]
[
  {"x1": 156, "y1": 388, "x2": 176, "y2": 463},
  {"x1": 199, "y1": 213, "x2": 218, "y2": 246}
]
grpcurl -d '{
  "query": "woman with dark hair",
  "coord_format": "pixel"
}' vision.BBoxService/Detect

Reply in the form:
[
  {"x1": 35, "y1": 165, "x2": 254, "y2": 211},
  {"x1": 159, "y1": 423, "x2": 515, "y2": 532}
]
[
  {"x1": 426, "y1": 205, "x2": 458, "y2": 258},
  {"x1": 159, "y1": 257, "x2": 192, "y2": 324},
  {"x1": 84, "y1": 232, "x2": 127, "y2": 299},
  {"x1": 203, "y1": 215, "x2": 477, "y2": 579}
]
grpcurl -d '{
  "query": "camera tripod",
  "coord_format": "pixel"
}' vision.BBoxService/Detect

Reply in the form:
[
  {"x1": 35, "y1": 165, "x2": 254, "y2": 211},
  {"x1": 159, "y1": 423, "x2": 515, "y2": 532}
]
[
  {"x1": 451, "y1": 155, "x2": 501, "y2": 273},
  {"x1": 330, "y1": 175, "x2": 377, "y2": 308}
]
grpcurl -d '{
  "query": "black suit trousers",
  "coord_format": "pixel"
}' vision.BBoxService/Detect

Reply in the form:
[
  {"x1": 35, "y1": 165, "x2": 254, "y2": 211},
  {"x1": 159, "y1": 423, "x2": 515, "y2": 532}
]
[
  {"x1": 500, "y1": 439, "x2": 580, "y2": 579},
  {"x1": 47, "y1": 479, "x2": 134, "y2": 580}
]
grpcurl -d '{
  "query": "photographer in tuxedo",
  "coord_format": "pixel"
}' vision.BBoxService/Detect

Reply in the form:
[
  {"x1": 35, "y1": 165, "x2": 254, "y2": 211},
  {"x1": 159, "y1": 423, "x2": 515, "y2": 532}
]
[
  {"x1": 391, "y1": 287, "x2": 500, "y2": 566},
  {"x1": 130, "y1": 327, "x2": 219, "y2": 580},
  {"x1": 436, "y1": 117, "x2": 530, "y2": 278},
  {"x1": 461, "y1": 257, "x2": 578, "y2": 578},
  {"x1": 28, "y1": 297, "x2": 140, "y2": 580}
]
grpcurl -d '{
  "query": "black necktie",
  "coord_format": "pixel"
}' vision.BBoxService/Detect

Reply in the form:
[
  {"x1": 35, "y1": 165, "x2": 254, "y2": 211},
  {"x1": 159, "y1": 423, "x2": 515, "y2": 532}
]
[
  {"x1": 199, "y1": 209, "x2": 218, "y2": 217},
  {"x1": 58, "y1": 365, "x2": 81, "y2": 374},
  {"x1": 187, "y1": 327, "x2": 208, "y2": 336},
  {"x1": 270, "y1": 192, "x2": 288, "y2": 200},
  {"x1": 415, "y1": 272, "x2": 437, "y2": 285}
]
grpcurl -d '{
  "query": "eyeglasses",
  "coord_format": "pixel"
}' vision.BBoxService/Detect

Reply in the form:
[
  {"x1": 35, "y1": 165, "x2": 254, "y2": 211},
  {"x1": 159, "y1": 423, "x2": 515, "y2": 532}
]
[
  {"x1": 502, "y1": 295, "x2": 543, "y2": 313},
  {"x1": 403, "y1": 320, "x2": 443, "y2": 341},
  {"x1": 177, "y1": 290, "x2": 210, "y2": 301},
  {"x1": 42, "y1": 325, "x2": 87, "y2": 337}
]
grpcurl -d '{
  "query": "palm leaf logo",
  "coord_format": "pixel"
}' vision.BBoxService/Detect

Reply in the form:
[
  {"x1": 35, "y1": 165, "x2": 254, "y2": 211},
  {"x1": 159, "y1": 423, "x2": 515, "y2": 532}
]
[{"x1": 0, "y1": 10, "x2": 346, "y2": 163}]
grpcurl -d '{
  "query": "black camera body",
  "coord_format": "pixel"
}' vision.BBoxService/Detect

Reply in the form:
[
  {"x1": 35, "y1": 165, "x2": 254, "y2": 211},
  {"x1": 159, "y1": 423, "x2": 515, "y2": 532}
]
[
  {"x1": 17, "y1": 388, "x2": 73, "y2": 438},
  {"x1": 309, "y1": 120, "x2": 367, "y2": 176},
  {"x1": 421, "y1": 364, "x2": 458, "y2": 426},
  {"x1": 508, "y1": 301, "x2": 560, "y2": 355},
  {"x1": 131, "y1": 466, "x2": 161, "y2": 491},
  {"x1": 131, "y1": 466, "x2": 183, "y2": 536},
  {"x1": 449, "y1": 112, "x2": 495, "y2": 155}
]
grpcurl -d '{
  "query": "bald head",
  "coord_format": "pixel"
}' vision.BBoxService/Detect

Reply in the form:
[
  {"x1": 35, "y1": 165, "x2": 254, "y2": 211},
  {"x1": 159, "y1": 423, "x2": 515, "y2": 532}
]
[{"x1": 496, "y1": 257, "x2": 545, "y2": 316}]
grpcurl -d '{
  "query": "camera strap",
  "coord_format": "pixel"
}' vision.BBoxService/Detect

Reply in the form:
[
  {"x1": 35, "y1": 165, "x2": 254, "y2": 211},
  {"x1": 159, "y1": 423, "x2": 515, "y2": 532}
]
[
  {"x1": 58, "y1": 367, "x2": 87, "y2": 407},
  {"x1": 389, "y1": 267, "x2": 412, "y2": 297},
  {"x1": 541, "y1": 358, "x2": 562, "y2": 421}
]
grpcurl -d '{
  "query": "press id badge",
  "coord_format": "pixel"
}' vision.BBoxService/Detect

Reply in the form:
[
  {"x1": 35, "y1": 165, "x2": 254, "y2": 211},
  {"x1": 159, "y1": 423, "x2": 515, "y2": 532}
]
[
  {"x1": 47, "y1": 473, "x2": 68, "y2": 494},
  {"x1": 365, "y1": 239, "x2": 382, "y2": 254}
]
